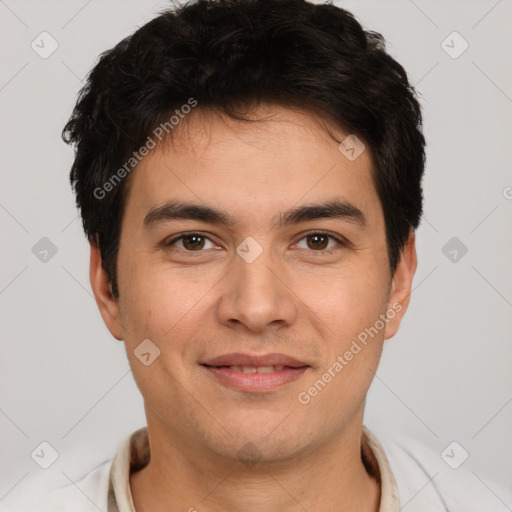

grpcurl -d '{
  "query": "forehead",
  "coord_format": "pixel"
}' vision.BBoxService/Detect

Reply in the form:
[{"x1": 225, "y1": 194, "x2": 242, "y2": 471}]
[{"x1": 122, "y1": 105, "x2": 381, "y2": 231}]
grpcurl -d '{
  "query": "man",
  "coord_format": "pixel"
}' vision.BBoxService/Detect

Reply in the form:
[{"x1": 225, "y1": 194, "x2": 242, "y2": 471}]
[{"x1": 23, "y1": 0, "x2": 505, "y2": 511}]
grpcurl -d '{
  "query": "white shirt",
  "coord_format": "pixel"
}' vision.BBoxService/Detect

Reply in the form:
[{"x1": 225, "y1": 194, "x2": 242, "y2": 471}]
[{"x1": 17, "y1": 425, "x2": 511, "y2": 511}]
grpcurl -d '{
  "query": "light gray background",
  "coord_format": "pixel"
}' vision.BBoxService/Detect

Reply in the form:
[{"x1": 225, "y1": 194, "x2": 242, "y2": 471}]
[{"x1": 1, "y1": 0, "x2": 511, "y2": 509}]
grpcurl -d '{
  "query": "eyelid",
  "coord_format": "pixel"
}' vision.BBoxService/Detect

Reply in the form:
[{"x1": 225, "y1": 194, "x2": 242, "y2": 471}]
[
  {"x1": 164, "y1": 231, "x2": 219, "y2": 249},
  {"x1": 164, "y1": 230, "x2": 348, "y2": 253},
  {"x1": 292, "y1": 230, "x2": 347, "y2": 252}
]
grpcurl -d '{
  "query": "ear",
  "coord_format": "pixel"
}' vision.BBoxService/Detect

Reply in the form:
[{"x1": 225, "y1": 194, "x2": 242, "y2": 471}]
[
  {"x1": 89, "y1": 242, "x2": 124, "y2": 341},
  {"x1": 383, "y1": 229, "x2": 418, "y2": 340}
]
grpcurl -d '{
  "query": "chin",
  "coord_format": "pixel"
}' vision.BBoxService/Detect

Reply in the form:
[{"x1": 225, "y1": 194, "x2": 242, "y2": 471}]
[{"x1": 219, "y1": 418, "x2": 314, "y2": 460}]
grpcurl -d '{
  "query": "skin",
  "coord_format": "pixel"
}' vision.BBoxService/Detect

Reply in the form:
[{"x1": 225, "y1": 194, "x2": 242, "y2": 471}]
[{"x1": 90, "y1": 104, "x2": 417, "y2": 512}]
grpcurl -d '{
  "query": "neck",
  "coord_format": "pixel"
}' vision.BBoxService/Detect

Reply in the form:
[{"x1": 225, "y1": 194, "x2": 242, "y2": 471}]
[{"x1": 130, "y1": 414, "x2": 381, "y2": 512}]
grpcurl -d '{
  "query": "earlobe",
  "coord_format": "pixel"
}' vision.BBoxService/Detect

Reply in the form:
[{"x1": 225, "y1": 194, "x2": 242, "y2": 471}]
[
  {"x1": 89, "y1": 242, "x2": 124, "y2": 341},
  {"x1": 383, "y1": 229, "x2": 418, "y2": 340}
]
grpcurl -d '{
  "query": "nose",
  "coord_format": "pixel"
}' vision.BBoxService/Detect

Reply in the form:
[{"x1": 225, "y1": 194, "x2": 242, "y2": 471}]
[{"x1": 216, "y1": 243, "x2": 298, "y2": 333}]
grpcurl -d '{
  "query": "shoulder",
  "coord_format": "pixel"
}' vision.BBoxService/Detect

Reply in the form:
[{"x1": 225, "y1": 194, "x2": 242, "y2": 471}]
[
  {"x1": 373, "y1": 428, "x2": 511, "y2": 512},
  {"x1": 18, "y1": 460, "x2": 112, "y2": 512}
]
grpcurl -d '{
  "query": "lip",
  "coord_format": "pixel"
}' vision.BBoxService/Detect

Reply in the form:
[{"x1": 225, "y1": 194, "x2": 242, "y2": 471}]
[
  {"x1": 202, "y1": 352, "x2": 308, "y2": 368},
  {"x1": 201, "y1": 352, "x2": 310, "y2": 393}
]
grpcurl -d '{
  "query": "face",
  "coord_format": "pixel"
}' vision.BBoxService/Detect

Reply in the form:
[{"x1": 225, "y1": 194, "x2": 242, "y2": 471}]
[{"x1": 91, "y1": 104, "x2": 416, "y2": 465}]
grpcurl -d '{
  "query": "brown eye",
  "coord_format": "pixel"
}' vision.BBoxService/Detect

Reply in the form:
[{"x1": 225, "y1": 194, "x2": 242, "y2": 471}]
[
  {"x1": 165, "y1": 233, "x2": 215, "y2": 252},
  {"x1": 181, "y1": 234, "x2": 206, "y2": 250},
  {"x1": 295, "y1": 232, "x2": 344, "y2": 253},
  {"x1": 306, "y1": 233, "x2": 329, "y2": 250}
]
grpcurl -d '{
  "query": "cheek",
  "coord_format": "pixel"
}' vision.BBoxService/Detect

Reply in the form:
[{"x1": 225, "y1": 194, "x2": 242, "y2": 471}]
[
  {"x1": 118, "y1": 269, "x2": 203, "y2": 409},
  {"x1": 118, "y1": 263, "x2": 218, "y2": 382},
  {"x1": 305, "y1": 265, "x2": 389, "y2": 339},
  {"x1": 300, "y1": 265, "x2": 389, "y2": 396},
  {"x1": 299, "y1": 288, "x2": 387, "y2": 417},
  {"x1": 119, "y1": 251, "x2": 196, "y2": 335}
]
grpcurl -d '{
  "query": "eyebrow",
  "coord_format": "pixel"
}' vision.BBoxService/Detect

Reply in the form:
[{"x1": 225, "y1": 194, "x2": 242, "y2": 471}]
[{"x1": 143, "y1": 199, "x2": 367, "y2": 230}]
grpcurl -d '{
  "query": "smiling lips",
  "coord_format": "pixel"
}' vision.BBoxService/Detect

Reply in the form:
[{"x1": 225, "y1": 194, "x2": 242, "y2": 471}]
[{"x1": 201, "y1": 352, "x2": 310, "y2": 392}]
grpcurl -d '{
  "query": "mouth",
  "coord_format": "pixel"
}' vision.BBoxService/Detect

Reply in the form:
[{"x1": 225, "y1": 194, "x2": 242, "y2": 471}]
[
  {"x1": 204, "y1": 364, "x2": 296, "y2": 373},
  {"x1": 200, "y1": 353, "x2": 310, "y2": 393}
]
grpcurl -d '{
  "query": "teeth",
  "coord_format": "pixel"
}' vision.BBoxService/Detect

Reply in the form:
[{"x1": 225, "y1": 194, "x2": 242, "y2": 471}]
[{"x1": 228, "y1": 365, "x2": 285, "y2": 373}]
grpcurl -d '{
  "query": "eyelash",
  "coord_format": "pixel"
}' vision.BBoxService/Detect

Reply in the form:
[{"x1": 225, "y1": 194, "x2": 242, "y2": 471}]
[{"x1": 164, "y1": 231, "x2": 347, "y2": 255}]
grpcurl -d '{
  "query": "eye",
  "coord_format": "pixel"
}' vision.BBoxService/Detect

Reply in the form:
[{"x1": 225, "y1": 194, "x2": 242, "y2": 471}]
[
  {"x1": 164, "y1": 232, "x2": 217, "y2": 252},
  {"x1": 164, "y1": 231, "x2": 346, "y2": 254},
  {"x1": 294, "y1": 231, "x2": 345, "y2": 253}
]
